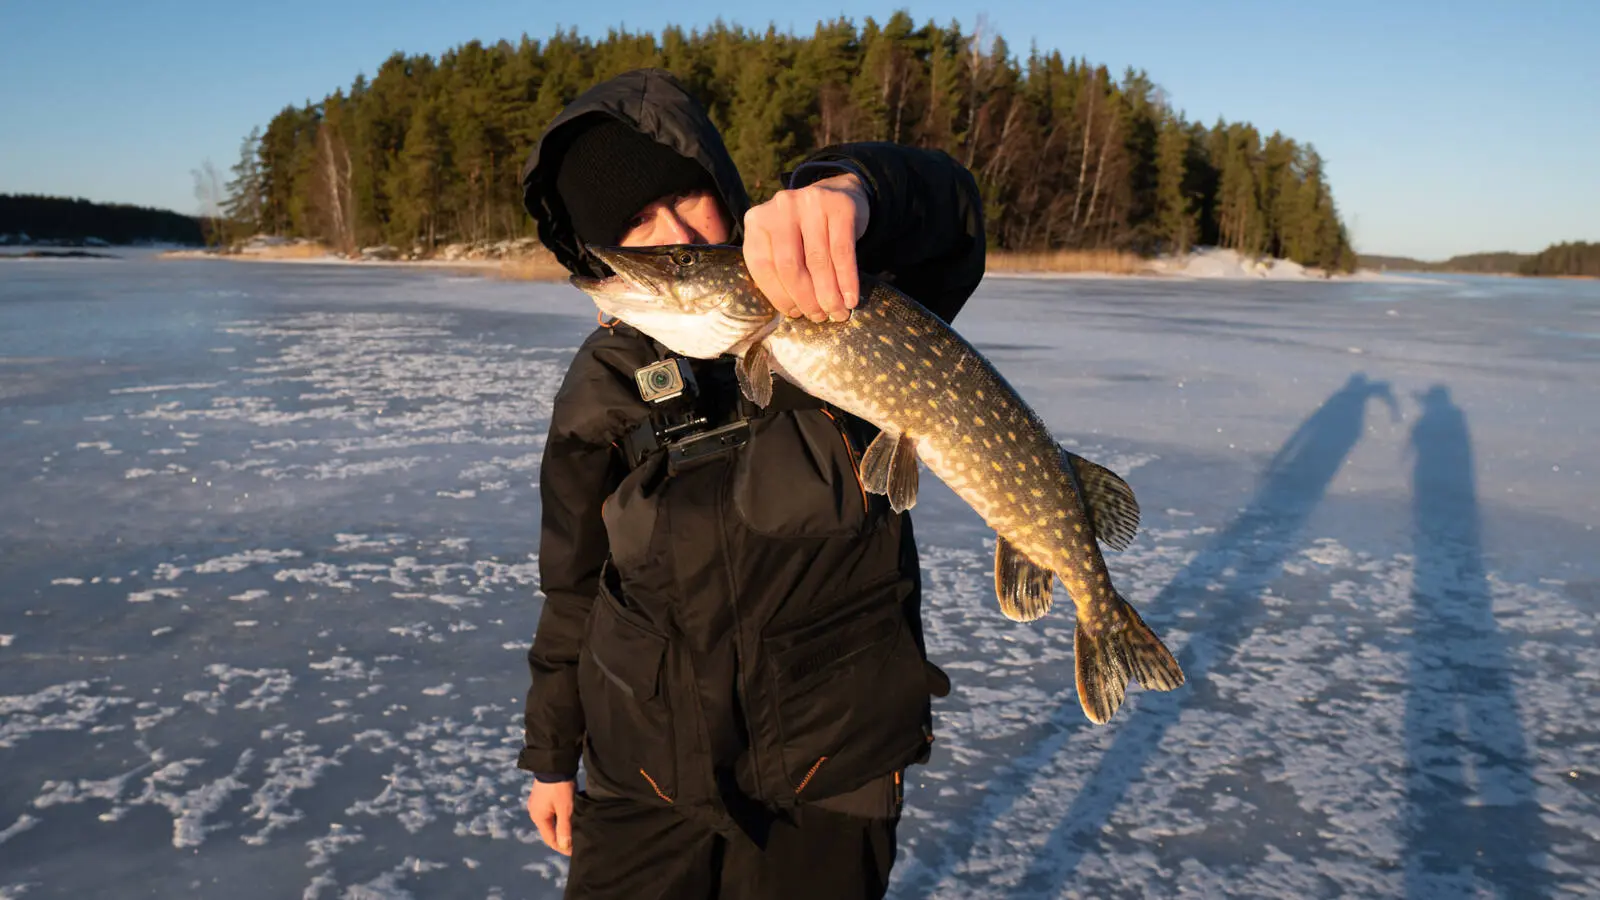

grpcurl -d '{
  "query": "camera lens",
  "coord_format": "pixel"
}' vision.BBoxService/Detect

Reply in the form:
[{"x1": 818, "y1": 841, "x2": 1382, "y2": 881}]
[{"x1": 650, "y1": 370, "x2": 672, "y2": 390}]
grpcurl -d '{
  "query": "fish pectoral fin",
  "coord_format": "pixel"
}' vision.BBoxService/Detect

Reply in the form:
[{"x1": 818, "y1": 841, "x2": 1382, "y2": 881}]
[
  {"x1": 861, "y1": 430, "x2": 919, "y2": 512},
  {"x1": 1062, "y1": 448, "x2": 1141, "y2": 551},
  {"x1": 735, "y1": 343, "x2": 774, "y2": 408},
  {"x1": 1073, "y1": 590, "x2": 1185, "y2": 724},
  {"x1": 993, "y1": 535, "x2": 1054, "y2": 622}
]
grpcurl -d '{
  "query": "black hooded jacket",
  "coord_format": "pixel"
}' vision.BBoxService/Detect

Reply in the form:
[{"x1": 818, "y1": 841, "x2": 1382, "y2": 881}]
[{"x1": 518, "y1": 69, "x2": 985, "y2": 834}]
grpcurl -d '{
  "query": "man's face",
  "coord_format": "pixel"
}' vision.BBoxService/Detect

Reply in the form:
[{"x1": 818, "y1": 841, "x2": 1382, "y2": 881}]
[{"x1": 618, "y1": 188, "x2": 731, "y2": 247}]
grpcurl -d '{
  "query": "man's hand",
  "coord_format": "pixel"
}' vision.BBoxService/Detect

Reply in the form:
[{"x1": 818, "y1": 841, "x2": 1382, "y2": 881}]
[
  {"x1": 526, "y1": 779, "x2": 575, "y2": 856},
  {"x1": 743, "y1": 172, "x2": 871, "y2": 323}
]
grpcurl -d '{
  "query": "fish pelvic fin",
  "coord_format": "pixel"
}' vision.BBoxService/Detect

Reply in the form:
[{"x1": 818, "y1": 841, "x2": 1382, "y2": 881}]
[
  {"x1": 735, "y1": 342, "x2": 774, "y2": 408},
  {"x1": 1063, "y1": 448, "x2": 1141, "y2": 551},
  {"x1": 993, "y1": 535, "x2": 1055, "y2": 622},
  {"x1": 861, "y1": 430, "x2": 919, "y2": 512},
  {"x1": 1074, "y1": 590, "x2": 1184, "y2": 724}
]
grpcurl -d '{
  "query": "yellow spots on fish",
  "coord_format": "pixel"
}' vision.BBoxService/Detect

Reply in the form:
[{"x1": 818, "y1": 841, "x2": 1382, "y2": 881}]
[
  {"x1": 973, "y1": 416, "x2": 985, "y2": 426},
  {"x1": 982, "y1": 437, "x2": 992, "y2": 450},
  {"x1": 1007, "y1": 431, "x2": 1016, "y2": 441},
  {"x1": 1036, "y1": 516, "x2": 1049, "y2": 527},
  {"x1": 922, "y1": 358, "x2": 934, "y2": 368},
  {"x1": 903, "y1": 342, "x2": 916, "y2": 352},
  {"x1": 946, "y1": 389, "x2": 960, "y2": 401},
  {"x1": 1074, "y1": 523, "x2": 1084, "y2": 534},
  {"x1": 1081, "y1": 560, "x2": 1095, "y2": 572},
  {"x1": 930, "y1": 345, "x2": 944, "y2": 357},
  {"x1": 896, "y1": 361, "x2": 907, "y2": 372},
  {"x1": 926, "y1": 398, "x2": 938, "y2": 409},
  {"x1": 1054, "y1": 528, "x2": 1064, "y2": 539},
  {"x1": 1097, "y1": 573, "x2": 1108, "y2": 585},
  {"x1": 878, "y1": 335, "x2": 893, "y2": 345},
  {"x1": 906, "y1": 327, "x2": 919, "y2": 337},
  {"x1": 991, "y1": 461, "x2": 1003, "y2": 473},
  {"x1": 876, "y1": 373, "x2": 889, "y2": 383},
  {"x1": 872, "y1": 350, "x2": 882, "y2": 360},
  {"x1": 962, "y1": 435, "x2": 974, "y2": 444},
  {"x1": 975, "y1": 389, "x2": 984, "y2": 399}
]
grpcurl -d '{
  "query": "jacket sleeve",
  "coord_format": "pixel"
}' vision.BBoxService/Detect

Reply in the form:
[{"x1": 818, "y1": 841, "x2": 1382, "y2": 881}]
[
  {"x1": 791, "y1": 142, "x2": 987, "y2": 325},
  {"x1": 517, "y1": 339, "x2": 631, "y2": 776}
]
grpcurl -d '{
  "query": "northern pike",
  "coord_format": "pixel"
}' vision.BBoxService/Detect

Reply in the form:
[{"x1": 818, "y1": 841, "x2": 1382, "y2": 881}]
[{"x1": 571, "y1": 244, "x2": 1185, "y2": 723}]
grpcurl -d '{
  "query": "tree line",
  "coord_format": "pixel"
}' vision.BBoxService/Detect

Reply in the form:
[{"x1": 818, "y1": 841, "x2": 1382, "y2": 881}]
[
  {"x1": 216, "y1": 14, "x2": 1356, "y2": 270},
  {"x1": 1360, "y1": 242, "x2": 1600, "y2": 277},
  {"x1": 1, "y1": 194, "x2": 203, "y2": 246},
  {"x1": 1519, "y1": 241, "x2": 1600, "y2": 277}
]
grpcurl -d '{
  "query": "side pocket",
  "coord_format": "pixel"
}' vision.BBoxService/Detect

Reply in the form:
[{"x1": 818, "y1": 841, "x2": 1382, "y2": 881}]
[
  {"x1": 763, "y1": 585, "x2": 930, "y2": 800},
  {"x1": 577, "y1": 581, "x2": 677, "y2": 801}
]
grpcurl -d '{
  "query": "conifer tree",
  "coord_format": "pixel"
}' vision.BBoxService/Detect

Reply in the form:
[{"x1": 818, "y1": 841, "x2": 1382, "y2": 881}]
[
  {"x1": 224, "y1": 17, "x2": 1355, "y2": 269},
  {"x1": 1153, "y1": 116, "x2": 1195, "y2": 254}
]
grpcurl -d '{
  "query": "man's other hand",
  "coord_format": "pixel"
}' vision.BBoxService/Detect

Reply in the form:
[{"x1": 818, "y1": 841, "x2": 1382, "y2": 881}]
[
  {"x1": 743, "y1": 172, "x2": 871, "y2": 323},
  {"x1": 526, "y1": 779, "x2": 575, "y2": 856}
]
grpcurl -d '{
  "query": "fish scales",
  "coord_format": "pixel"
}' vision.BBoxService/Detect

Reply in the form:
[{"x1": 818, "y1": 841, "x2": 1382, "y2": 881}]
[
  {"x1": 570, "y1": 244, "x2": 1185, "y2": 724},
  {"x1": 763, "y1": 282, "x2": 1113, "y2": 626}
]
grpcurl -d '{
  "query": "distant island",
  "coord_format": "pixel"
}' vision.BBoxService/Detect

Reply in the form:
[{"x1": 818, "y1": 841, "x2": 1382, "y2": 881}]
[
  {"x1": 201, "y1": 15, "x2": 1359, "y2": 273},
  {"x1": 0, "y1": 194, "x2": 204, "y2": 247},
  {"x1": 1359, "y1": 242, "x2": 1599, "y2": 278}
]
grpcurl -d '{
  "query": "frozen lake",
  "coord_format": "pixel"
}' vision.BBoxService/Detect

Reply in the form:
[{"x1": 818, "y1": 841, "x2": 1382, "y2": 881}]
[{"x1": 2, "y1": 253, "x2": 1597, "y2": 898}]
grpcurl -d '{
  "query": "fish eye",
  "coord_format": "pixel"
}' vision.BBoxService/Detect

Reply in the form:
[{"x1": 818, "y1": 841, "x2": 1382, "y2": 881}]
[{"x1": 671, "y1": 248, "x2": 696, "y2": 268}]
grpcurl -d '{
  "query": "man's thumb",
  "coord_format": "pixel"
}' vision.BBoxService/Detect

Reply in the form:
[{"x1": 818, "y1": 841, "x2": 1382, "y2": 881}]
[{"x1": 557, "y1": 813, "x2": 573, "y2": 853}]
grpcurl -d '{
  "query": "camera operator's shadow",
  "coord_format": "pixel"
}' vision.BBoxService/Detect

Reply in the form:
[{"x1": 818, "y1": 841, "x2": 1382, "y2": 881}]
[
  {"x1": 897, "y1": 374, "x2": 1397, "y2": 897},
  {"x1": 1401, "y1": 385, "x2": 1549, "y2": 897}
]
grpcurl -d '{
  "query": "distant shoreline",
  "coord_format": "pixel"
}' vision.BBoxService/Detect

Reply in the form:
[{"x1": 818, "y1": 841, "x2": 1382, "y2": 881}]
[{"x1": 159, "y1": 244, "x2": 1438, "y2": 285}]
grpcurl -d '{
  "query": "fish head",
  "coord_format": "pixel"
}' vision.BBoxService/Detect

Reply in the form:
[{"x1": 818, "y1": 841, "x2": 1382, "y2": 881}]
[{"x1": 571, "y1": 244, "x2": 774, "y2": 358}]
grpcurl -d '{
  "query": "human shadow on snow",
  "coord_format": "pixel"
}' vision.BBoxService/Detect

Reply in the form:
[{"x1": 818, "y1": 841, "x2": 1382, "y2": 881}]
[
  {"x1": 1401, "y1": 385, "x2": 1550, "y2": 898},
  {"x1": 963, "y1": 373, "x2": 1399, "y2": 898}
]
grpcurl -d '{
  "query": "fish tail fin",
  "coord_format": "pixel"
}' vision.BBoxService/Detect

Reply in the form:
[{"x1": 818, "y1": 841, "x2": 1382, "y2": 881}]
[{"x1": 1074, "y1": 591, "x2": 1185, "y2": 724}]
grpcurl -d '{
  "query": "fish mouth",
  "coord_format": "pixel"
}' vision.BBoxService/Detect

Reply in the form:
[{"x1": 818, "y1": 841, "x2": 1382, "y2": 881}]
[{"x1": 570, "y1": 248, "x2": 677, "y2": 325}]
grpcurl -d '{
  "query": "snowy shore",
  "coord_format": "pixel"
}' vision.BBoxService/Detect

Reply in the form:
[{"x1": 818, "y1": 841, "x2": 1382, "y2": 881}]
[{"x1": 160, "y1": 236, "x2": 1429, "y2": 284}]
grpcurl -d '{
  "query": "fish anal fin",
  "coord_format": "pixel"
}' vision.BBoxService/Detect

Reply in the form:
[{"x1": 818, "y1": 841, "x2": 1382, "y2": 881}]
[
  {"x1": 862, "y1": 430, "x2": 920, "y2": 512},
  {"x1": 1073, "y1": 590, "x2": 1184, "y2": 724},
  {"x1": 736, "y1": 343, "x2": 774, "y2": 408},
  {"x1": 994, "y1": 535, "x2": 1054, "y2": 622},
  {"x1": 1063, "y1": 449, "x2": 1141, "y2": 551}
]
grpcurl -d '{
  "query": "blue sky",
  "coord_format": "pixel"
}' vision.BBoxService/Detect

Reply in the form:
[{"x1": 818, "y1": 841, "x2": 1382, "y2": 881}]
[{"x1": 1, "y1": 0, "x2": 1594, "y2": 259}]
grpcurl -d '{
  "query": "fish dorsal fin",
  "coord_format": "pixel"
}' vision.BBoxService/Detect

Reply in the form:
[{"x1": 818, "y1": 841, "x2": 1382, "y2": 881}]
[
  {"x1": 994, "y1": 535, "x2": 1055, "y2": 622},
  {"x1": 735, "y1": 343, "x2": 774, "y2": 408},
  {"x1": 1063, "y1": 449, "x2": 1141, "y2": 551},
  {"x1": 860, "y1": 430, "x2": 919, "y2": 512}
]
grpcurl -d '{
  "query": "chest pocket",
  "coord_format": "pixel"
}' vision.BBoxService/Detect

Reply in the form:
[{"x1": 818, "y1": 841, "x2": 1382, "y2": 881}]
[{"x1": 730, "y1": 409, "x2": 876, "y2": 538}]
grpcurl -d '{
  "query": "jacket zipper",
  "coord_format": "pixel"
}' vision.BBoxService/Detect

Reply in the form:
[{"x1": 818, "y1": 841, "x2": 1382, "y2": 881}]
[
  {"x1": 716, "y1": 466, "x2": 765, "y2": 802},
  {"x1": 820, "y1": 407, "x2": 869, "y2": 515}
]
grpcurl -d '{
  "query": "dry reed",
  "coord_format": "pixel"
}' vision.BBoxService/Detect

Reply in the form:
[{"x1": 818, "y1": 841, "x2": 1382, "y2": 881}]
[{"x1": 985, "y1": 248, "x2": 1147, "y2": 275}]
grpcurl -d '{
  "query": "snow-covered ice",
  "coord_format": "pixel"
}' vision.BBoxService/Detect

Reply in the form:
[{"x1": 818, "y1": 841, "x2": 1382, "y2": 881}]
[{"x1": 1, "y1": 256, "x2": 1597, "y2": 898}]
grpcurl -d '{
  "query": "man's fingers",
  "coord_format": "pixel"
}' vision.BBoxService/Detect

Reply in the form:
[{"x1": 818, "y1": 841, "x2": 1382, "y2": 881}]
[
  {"x1": 829, "y1": 214, "x2": 860, "y2": 312},
  {"x1": 801, "y1": 207, "x2": 846, "y2": 321},
  {"x1": 769, "y1": 211, "x2": 822, "y2": 321},
  {"x1": 744, "y1": 225, "x2": 797, "y2": 317},
  {"x1": 529, "y1": 798, "x2": 556, "y2": 850},
  {"x1": 555, "y1": 803, "x2": 573, "y2": 856}
]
